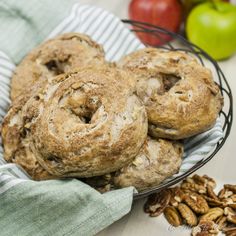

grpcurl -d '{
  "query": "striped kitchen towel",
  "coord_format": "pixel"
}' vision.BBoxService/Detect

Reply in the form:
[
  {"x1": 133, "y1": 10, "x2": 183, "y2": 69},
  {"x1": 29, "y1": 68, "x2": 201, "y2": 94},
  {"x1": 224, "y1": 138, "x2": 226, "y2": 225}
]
[{"x1": 0, "y1": 1, "x2": 223, "y2": 236}]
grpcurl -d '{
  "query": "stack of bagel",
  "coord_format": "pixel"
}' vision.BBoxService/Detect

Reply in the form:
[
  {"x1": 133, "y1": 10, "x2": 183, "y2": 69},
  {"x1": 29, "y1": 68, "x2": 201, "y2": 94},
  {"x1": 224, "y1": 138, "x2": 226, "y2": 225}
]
[{"x1": 1, "y1": 33, "x2": 223, "y2": 192}]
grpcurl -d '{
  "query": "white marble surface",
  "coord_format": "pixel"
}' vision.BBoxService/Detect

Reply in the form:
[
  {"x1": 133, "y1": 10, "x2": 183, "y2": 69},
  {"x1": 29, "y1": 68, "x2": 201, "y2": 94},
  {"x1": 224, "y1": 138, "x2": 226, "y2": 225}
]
[{"x1": 77, "y1": 1, "x2": 236, "y2": 235}]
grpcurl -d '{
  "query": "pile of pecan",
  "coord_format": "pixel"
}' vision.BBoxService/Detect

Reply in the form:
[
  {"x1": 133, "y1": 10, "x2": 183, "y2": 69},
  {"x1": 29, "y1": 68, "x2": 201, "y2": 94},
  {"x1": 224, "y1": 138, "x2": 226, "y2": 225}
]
[{"x1": 144, "y1": 175, "x2": 236, "y2": 236}]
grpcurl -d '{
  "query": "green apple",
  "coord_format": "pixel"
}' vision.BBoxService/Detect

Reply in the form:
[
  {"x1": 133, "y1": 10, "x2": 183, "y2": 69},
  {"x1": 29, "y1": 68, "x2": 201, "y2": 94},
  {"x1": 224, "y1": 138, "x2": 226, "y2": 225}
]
[
  {"x1": 186, "y1": 2, "x2": 236, "y2": 60},
  {"x1": 181, "y1": 0, "x2": 230, "y2": 20}
]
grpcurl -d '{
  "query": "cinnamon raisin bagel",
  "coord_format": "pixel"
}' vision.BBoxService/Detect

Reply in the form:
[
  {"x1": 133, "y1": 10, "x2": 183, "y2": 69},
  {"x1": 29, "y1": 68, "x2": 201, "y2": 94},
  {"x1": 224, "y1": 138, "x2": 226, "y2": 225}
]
[
  {"x1": 11, "y1": 33, "x2": 105, "y2": 100},
  {"x1": 118, "y1": 48, "x2": 223, "y2": 140},
  {"x1": 2, "y1": 65, "x2": 148, "y2": 178}
]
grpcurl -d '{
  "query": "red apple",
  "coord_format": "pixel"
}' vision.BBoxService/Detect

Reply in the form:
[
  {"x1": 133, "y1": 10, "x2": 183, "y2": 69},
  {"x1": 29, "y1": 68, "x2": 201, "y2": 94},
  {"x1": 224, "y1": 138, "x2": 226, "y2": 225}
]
[{"x1": 129, "y1": 0, "x2": 183, "y2": 46}]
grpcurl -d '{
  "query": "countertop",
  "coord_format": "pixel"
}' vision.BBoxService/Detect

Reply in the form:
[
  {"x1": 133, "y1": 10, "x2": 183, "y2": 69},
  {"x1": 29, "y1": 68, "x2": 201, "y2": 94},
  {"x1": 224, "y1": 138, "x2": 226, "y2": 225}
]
[{"x1": 78, "y1": 1, "x2": 236, "y2": 235}]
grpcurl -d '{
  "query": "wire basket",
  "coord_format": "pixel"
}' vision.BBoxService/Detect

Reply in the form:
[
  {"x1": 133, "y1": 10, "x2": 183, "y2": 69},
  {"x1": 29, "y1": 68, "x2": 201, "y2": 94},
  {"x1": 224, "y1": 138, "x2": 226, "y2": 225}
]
[{"x1": 121, "y1": 20, "x2": 233, "y2": 199}]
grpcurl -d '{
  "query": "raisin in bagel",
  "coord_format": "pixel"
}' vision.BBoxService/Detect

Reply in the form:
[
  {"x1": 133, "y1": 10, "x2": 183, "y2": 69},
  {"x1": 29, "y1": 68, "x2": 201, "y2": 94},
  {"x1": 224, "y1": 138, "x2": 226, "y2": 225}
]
[
  {"x1": 11, "y1": 33, "x2": 105, "y2": 100},
  {"x1": 118, "y1": 48, "x2": 223, "y2": 140}
]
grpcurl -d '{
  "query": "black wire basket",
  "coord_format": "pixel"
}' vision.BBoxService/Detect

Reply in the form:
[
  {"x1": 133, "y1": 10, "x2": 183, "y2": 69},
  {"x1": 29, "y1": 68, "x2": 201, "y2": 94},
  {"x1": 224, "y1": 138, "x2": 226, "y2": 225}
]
[{"x1": 121, "y1": 20, "x2": 233, "y2": 199}]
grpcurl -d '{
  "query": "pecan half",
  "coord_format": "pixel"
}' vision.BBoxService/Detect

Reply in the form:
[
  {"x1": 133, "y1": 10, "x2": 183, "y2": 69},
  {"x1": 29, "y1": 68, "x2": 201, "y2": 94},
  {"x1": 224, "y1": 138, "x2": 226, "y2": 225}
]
[
  {"x1": 218, "y1": 188, "x2": 234, "y2": 199},
  {"x1": 191, "y1": 174, "x2": 216, "y2": 190},
  {"x1": 178, "y1": 203, "x2": 198, "y2": 226},
  {"x1": 222, "y1": 198, "x2": 234, "y2": 207},
  {"x1": 229, "y1": 204, "x2": 236, "y2": 210},
  {"x1": 169, "y1": 187, "x2": 184, "y2": 207},
  {"x1": 215, "y1": 216, "x2": 227, "y2": 230},
  {"x1": 181, "y1": 182, "x2": 206, "y2": 194},
  {"x1": 207, "y1": 185, "x2": 218, "y2": 201},
  {"x1": 200, "y1": 208, "x2": 224, "y2": 222},
  {"x1": 227, "y1": 214, "x2": 236, "y2": 225},
  {"x1": 224, "y1": 207, "x2": 236, "y2": 224},
  {"x1": 192, "y1": 174, "x2": 206, "y2": 186},
  {"x1": 202, "y1": 175, "x2": 217, "y2": 189},
  {"x1": 224, "y1": 207, "x2": 235, "y2": 216},
  {"x1": 186, "y1": 177, "x2": 196, "y2": 184},
  {"x1": 222, "y1": 226, "x2": 236, "y2": 236},
  {"x1": 191, "y1": 220, "x2": 219, "y2": 236},
  {"x1": 164, "y1": 206, "x2": 183, "y2": 227},
  {"x1": 230, "y1": 194, "x2": 236, "y2": 202},
  {"x1": 202, "y1": 196, "x2": 223, "y2": 207},
  {"x1": 144, "y1": 190, "x2": 171, "y2": 217},
  {"x1": 224, "y1": 185, "x2": 236, "y2": 194},
  {"x1": 218, "y1": 188, "x2": 226, "y2": 199},
  {"x1": 184, "y1": 192, "x2": 209, "y2": 214}
]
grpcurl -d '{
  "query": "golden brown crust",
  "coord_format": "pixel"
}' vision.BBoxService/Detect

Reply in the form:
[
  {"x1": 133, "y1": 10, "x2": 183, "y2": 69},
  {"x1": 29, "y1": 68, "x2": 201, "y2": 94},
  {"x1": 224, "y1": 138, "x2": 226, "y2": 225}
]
[
  {"x1": 3, "y1": 65, "x2": 148, "y2": 179},
  {"x1": 11, "y1": 33, "x2": 106, "y2": 101},
  {"x1": 118, "y1": 48, "x2": 223, "y2": 140},
  {"x1": 113, "y1": 137, "x2": 183, "y2": 191},
  {"x1": 2, "y1": 81, "x2": 54, "y2": 180}
]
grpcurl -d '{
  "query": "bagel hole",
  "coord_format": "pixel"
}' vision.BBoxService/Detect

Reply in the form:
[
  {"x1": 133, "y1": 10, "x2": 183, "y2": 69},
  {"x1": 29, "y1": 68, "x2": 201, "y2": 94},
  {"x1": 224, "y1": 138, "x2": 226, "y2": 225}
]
[
  {"x1": 71, "y1": 100, "x2": 102, "y2": 124},
  {"x1": 60, "y1": 88, "x2": 102, "y2": 124},
  {"x1": 80, "y1": 104, "x2": 101, "y2": 124},
  {"x1": 80, "y1": 113, "x2": 93, "y2": 124},
  {"x1": 161, "y1": 74, "x2": 181, "y2": 92},
  {"x1": 45, "y1": 58, "x2": 70, "y2": 75},
  {"x1": 45, "y1": 60, "x2": 63, "y2": 74}
]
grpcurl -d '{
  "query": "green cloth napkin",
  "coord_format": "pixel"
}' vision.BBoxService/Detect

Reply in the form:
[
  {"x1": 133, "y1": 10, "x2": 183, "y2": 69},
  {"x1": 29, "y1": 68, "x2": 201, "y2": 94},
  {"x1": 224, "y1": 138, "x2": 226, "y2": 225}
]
[
  {"x1": 0, "y1": 173, "x2": 133, "y2": 236},
  {"x1": 0, "y1": 0, "x2": 79, "y2": 63},
  {"x1": 0, "y1": 1, "x2": 135, "y2": 235}
]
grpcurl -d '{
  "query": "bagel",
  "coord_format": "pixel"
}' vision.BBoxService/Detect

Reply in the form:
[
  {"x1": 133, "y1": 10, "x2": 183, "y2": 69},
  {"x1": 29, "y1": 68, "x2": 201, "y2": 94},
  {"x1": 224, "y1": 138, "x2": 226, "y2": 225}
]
[
  {"x1": 113, "y1": 137, "x2": 183, "y2": 191},
  {"x1": 84, "y1": 137, "x2": 183, "y2": 192},
  {"x1": 11, "y1": 33, "x2": 105, "y2": 100},
  {"x1": 118, "y1": 48, "x2": 223, "y2": 140},
  {"x1": 2, "y1": 81, "x2": 55, "y2": 180},
  {"x1": 2, "y1": 65, "x2": 148, "y2": 178}
]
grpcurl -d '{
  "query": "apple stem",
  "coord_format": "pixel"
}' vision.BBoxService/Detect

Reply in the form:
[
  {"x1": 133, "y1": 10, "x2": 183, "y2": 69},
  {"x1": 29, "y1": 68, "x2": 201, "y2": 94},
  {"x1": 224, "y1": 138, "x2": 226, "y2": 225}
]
[{"x1": 210, "y1": 0, "x2": 218, "y2": 10}]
